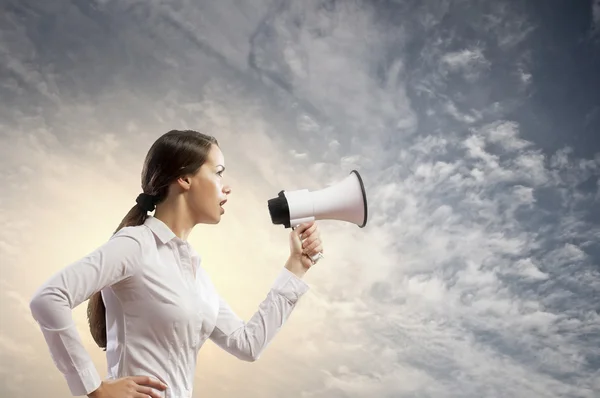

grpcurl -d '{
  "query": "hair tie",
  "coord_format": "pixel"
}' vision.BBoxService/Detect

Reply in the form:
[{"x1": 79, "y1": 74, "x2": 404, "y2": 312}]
[{"x1": 136, "y1": 193, "x2": 157, "y2": 212}]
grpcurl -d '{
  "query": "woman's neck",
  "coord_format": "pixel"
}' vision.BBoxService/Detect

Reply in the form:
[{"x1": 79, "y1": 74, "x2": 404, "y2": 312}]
[{"x1": 153, "y1": 197, "x2": 195, "y2": 241}]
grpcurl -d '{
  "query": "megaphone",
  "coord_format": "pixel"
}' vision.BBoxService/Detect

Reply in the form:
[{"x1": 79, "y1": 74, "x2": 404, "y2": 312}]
[{"x1": 267, "y1": 170, "x2": 368, "y2": 230}]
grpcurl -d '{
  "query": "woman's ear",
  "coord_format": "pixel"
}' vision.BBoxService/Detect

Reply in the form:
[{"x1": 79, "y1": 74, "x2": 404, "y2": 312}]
[{"x1": 176, "y1": 175, "x2": 192, "y2": 191}]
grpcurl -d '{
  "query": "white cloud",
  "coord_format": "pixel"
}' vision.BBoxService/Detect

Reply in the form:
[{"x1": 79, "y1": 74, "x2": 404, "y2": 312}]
[
  {"x1": 444, "y1": 100, "x2": 481, "y2": 124},
  {"x1": 482, "y1": 120, "x2": 531, "y2": 150},
  {"x1": 518, "y1": 67, "x2": 532, "y2": 86},
  {"x1": 1, "y1": 1, "x2": 599, "y2": 398},
  {"x1": 441, "y1": 47, "x2": 489, "y2": 71}
]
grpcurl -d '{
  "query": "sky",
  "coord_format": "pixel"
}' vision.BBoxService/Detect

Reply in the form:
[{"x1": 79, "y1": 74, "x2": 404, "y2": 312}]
[{"x1": 1, "y1": 1, "x2": 599, "y2": 397}]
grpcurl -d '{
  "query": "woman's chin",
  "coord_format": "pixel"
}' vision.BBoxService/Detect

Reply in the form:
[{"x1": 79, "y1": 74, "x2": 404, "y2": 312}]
[{"x1": 196, "y1": 212, "x2": 222, "y2": 225}]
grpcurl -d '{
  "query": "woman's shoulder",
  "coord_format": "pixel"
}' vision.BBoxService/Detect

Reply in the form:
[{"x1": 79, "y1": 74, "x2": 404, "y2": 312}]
[{"x1": 109, "y1": 223, "x2": 155, "y2": 244}]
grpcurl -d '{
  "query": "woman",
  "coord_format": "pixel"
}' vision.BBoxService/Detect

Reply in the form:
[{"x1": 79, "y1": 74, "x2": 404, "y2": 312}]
[{"x1": 29, "y1": 130, "x2": 324, "y2": 398}]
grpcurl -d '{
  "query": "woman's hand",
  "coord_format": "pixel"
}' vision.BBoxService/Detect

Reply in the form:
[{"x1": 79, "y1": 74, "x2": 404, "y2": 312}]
[
  {"x1": 88, "y1": 376, "x2": 167, "y2": 398},
  {"x1": 286, "y1": 221, "x2": 324, "y2": 277}
]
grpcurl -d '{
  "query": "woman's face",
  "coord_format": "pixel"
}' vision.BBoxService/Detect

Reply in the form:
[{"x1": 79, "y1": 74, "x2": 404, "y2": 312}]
[{"x1": 186, "y1": 144, "x2": 231, "y2": 224}]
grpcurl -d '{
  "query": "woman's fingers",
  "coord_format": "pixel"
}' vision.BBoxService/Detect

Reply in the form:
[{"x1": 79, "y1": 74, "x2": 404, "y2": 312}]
[
  {"x1": 294, "y1": 221, "x2": 314, "y2": 236},
  {"x1": 127, "y1": 375, "x2": 167, "y2": 398},
  {"x1": 135, "y1": 385, "x2": 164, "y2": 398},
  {"x1": 291, "y1": 221, "x2": 325, "y2": 267},
  {"x1": 129, "y1": 376, "x2": 167, "y2": 391},
  {"x1": 303, "y1": 238, "x2": 320, "y2": 254},
  {"x1": 299, "y1": 222, "x2": 317, "y2": 239}
]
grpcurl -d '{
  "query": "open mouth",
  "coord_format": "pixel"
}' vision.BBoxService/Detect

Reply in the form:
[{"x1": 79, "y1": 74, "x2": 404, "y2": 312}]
[{"x1": 220, "y1": 199, "x2": 227, "y2": 207}]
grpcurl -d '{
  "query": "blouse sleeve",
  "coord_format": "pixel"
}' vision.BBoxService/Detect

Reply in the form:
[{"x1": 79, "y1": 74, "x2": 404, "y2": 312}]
[
  {"x1": 208, "y1": 268, "x2": 310, "y2": 362},
  {"x1": 29, "y1": 230, "x2": 143, "y2": 396}
]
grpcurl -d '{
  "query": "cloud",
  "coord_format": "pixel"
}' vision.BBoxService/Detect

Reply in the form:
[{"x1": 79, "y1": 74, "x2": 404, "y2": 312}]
[
  {"x1": 1, "y1": 1, "x2": 599, "y2": 398},
  {"x1": 482, "y1": 120, "x2": 531, "y2": 151},
  {"x1": 440, "y1": 47, "x2": 491, "y2": 83},
  {"x1": 239, "y1": 3, "x2": 600, "y2": 397},
  {"x1": 593, "y1": 0, "x2": 600, "y2": 37}
]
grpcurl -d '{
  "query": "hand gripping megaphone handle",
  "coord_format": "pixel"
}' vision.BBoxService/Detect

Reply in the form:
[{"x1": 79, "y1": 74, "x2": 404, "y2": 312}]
[{"x1": 291, "y1": 224, "x2": 324, "y2": 264}]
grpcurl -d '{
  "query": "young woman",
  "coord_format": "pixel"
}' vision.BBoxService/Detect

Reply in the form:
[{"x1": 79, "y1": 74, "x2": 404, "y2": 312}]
[{"x1": 29, "y1": 130, "x2": 324, "y2": 398}]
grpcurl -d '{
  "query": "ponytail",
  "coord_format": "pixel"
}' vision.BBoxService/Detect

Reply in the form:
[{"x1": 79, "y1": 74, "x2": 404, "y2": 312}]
[{"x1": 86, "y1": 203, "x2": 149, "y2": 350}]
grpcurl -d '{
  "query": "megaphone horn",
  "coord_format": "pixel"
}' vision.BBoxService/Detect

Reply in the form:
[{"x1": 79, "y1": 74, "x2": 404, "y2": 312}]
[{"x1": 267, "y1": 170, "x2": 368, "y2": 229}]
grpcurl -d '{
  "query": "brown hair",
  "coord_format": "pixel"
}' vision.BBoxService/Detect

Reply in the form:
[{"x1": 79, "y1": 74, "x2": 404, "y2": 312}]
[{"x1": 87, "y1": 129, "x2": 218, "y2": 350}]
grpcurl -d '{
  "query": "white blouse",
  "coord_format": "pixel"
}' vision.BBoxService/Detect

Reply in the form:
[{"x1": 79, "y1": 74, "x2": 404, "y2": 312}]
[{"x1": 29, "y1": 215, "x2": 310, "y2": 398}]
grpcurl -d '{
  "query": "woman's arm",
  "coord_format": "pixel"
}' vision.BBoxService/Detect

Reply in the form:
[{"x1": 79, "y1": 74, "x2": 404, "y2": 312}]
[
  {"x1": 29, "y1": 231, "x2": 143, "y2": 396},
  {"x1": 208, "y1": 222, "x2": 321, "y2": 361},
  {"x1": 208, "y1": 263, "x2": 309, "y2": 362}
]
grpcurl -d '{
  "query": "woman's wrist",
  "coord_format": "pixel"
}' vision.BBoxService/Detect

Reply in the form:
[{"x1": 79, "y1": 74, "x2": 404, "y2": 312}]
[
  {"x1": 285, "y1": 255, "x2": 308, "y2": 278},
  {"x1": 87, "y1": 382, "x2": 103, "y2": 398}
]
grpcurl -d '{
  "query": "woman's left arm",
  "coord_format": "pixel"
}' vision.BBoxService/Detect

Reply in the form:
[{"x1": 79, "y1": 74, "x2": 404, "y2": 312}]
[
  {"x1": 208, "y1": 266, "x2": 309, "y2": 361},
  {"x1": 208, "y1": 222, "x2": 322, "y2": 361}
]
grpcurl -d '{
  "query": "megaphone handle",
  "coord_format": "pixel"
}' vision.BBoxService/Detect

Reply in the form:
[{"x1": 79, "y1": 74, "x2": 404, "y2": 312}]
[{"x1": 292, "y1": 224, "x2": 324, "y2": 264}]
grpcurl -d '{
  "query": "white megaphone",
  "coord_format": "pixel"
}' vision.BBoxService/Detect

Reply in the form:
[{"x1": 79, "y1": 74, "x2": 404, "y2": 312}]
[{"x1": 267, "y1": 170, "x2": 368, "y2": 234}]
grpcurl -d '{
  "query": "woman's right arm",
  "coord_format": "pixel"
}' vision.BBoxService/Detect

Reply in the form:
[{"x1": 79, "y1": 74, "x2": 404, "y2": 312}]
[{"x1": 29, "y1": 231, "x2": 143, "y2": 397}]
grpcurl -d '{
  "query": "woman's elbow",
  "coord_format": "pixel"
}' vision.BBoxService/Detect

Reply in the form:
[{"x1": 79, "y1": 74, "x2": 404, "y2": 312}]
[
  {"x1": 233, "y1": 343, "x2": 262, "y2": 362},
  {"x1": 29, "y1": 287, "x2": 63, "y2": 323},
  {"x1": 240, "y1": 351, "x2": 261, "y2": 362},
  {"x1": 29, "y1": 289, "x2": 48, "y2": 320},
  {"x1": 245, "y1": 341, "x2": 267, "y2": 362}
]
